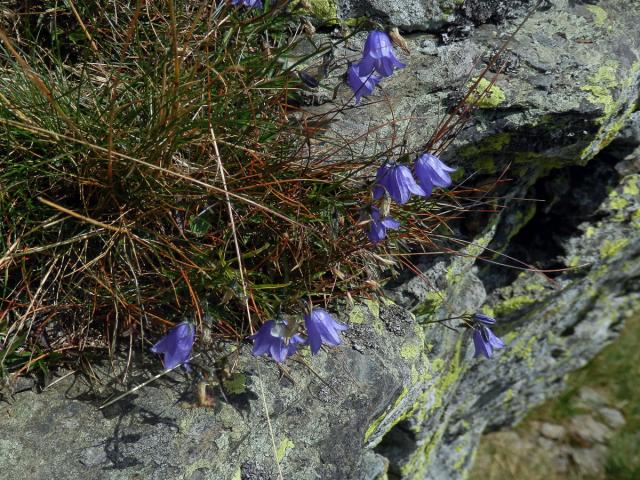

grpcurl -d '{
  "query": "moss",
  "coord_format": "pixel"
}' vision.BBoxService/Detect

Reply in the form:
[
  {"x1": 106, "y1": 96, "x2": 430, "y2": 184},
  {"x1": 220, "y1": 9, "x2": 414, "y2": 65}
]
[
  {"x1": 223, "y1": 373, "x2": 247, "y2": 395},
  {"x1": 276, "y1": 438, "x2": 294, "y2": 462},
  {"x1": 467, "y1": 78, "x2": 506, "y2": 108},
  {"x1": 493, "y1": 295, "x2": 536, "y2": 316},
  {"x1": 599, "y1": 238, "x2": 630, "y2": 259},
  {"x1": 585, "y1": 5, "x2": 608, "y2": 26}
]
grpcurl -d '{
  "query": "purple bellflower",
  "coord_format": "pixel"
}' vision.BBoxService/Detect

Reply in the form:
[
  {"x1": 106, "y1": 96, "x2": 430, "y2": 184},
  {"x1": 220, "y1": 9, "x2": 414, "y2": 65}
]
[
  {"x1": 414, "y1": 153, "x2": 456, "y2": 196},
  {"x1": 359, "y1": 31, "x2": 406, "y2": 78},
  {"x1": 347, "y1": 63, "x2": 382, "y2": 104},
  {"x1": 373, "y1": 163, "x2": 427, "y2": 205},
  {"x1": 304, "y1": 308, "x2": 348, "y2": 355},
  {"x1": 151, "y1": 321, "x2": 195, "y2": 371},
  {"x1": 471, "y1": 313, "x2": 504, "y2": 359},
  {"x1": 250, "y1": 319, "x2": 305, "y2": 363},
  {"x1": 368, "y1": 206, "x2": 401, "y2": 243},
  {"x1": 231, "y1": 0, "x2": 263, "y2": 8}
]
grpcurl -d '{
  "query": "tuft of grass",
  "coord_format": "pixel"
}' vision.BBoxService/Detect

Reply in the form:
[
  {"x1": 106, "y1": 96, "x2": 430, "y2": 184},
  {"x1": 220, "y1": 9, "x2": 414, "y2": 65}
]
[{"x1": 0, "y1": 0, "x2": 529, "y2": 381}]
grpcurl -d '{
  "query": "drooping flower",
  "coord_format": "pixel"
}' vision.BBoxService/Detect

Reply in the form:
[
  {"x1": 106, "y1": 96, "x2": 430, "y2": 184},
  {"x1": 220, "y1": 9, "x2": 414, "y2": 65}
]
[
  {"x1": 359, "y1": 31, "x2": 406, "y2": 78},
  {"x1": 250, "y1": 319, "x2": 305, "y2": 363},
  {"x1": 414, "y1": 153, "x2": 456, "y2": 195},
  {"x1": 367, "y1": 206, "x2": 401, "y2": 243},
  {"x1": 231, "y1": 0, "x2": 263, "y2": 8},
  {"x1": 372, "y1": 163, "x2": 427, "y2": 205},
  {"x1": 472, "y1": 325, "x2": 505, "y2": 359},
  {"x1": 474, "y1": 313, "x2": 497, "y2": 326},
  {"x1": 347, "y1": 62, "x2": 382, "y2": 104},
  {"x1": 413, "y1": 153, "x2": 456, "y2": 195},
  {"x1": 304, "y1": 308, "x2": 348, "y2": 355},
  {"x1": 151, "y1": 321, "x2": 195, "y2": 371}
]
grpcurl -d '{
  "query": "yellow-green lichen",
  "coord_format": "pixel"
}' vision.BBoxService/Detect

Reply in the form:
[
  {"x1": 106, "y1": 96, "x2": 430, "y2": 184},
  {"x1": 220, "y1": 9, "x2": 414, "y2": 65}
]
[
  {"x1": 585, "y1": 5, "x2": 608, "y2": 26},
  {"x1": 459, "y1": 132, "x2": 511, "y2": 172},
  {"x1": 599, "y1": 238, "x2": 630, "y2": 259},
  {"x1": 502, "y1": 331, "x2": 519, "y2": 344},
  {"x1": 364, "y1": 387, "x2": 410, "y2": 443},
  {"x1": 622, "y1": 176, "x2": 639, "y2": 196},
  {"x1": 580, "y1": 62, "x2": 619, "y2": 121},
  {"x1": 276, "y1": 438, "x2": 294, "y2": 462},
  {"x1": 223, "y1": 373, "x2": 247, "y2": 395},
  {"x1": 608, "y1": 195, "x2": 628, "y2": 211},
  {"x1": 232, "y1": 468, "x2": 242, "y2": 480},
  {"x1": 493, "y1": 295, "x2": 536, "y2": 316},
  {"x1": 503, "y1": 388, "x2": 514, "y2": 403},
  {"x1": 349, "y1": 305, "x2": 366, "y2": 324},
  {"x1": 306, "y1": 0, "x2": 337, "y2": 21},
  {"x1": 467, "y1": 78, "x2": 506, "y2": 108},
  {"x1": 506, "y1": 335, "x2": 538, "y2": 368}
]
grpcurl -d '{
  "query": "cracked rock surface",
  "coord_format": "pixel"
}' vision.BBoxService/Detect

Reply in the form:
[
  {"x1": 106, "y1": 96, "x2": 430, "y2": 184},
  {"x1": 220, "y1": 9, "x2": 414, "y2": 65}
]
[{"x1": 1, "y1": 1, "x2": 639, "y2": 479}]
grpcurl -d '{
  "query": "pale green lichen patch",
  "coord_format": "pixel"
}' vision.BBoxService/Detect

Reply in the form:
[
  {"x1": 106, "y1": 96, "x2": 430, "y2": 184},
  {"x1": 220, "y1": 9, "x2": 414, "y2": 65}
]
[
  {"x1": 349, "y1": 305, "x2": 366, "y2": 324},
  {"x1": 276, "y1": 438, "x2": 294, "y2": 462},
  {"x1": 585, "y1": 5, "x2": 608, "y2": 26},
  {"x1": 493, "y1": 295, "x2": 536, "y2": 317},
  {"x1": 306, "y1": 0, "x2": 337, "y2": 22},
  {"x1": 466, "y1": 78, "x2": 506, "y2": 108},
  {"x1": 364, "y1": 387, "x2": 410, "y2": 443},
  {"x1": 223, "y1": 373, "x2": 247, "y2": 395},
  {"x1": 599, "y1": 238, "x2": 630, "y2": 259},
  {"x1": 580, "y1": 61, "x2": 619, "y2": 121}
]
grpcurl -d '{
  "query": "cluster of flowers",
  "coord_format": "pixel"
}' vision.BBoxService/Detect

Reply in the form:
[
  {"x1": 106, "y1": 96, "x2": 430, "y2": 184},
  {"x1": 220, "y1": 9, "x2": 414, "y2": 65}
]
[
  {"x1": 149, "y1": 310, "x2": 505, "y2": 370},
  {"x1": 147, "y1": 29, "x2": 506, "y2": 370},
  {"x1": 150, "y1": 309, "x2": 348, "y2": 368},
  {"x1": 347, "y1": 31, "x2": 406, "y2": 104},
  {"x1": 367, "y1": 153, "x2": 456, "y2": 243}
]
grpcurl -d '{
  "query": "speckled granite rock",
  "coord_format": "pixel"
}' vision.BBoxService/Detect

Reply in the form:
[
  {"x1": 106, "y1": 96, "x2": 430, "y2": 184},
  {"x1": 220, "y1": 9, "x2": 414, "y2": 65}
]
[{"x1": 1, "y1": 1, "x2": 639, "y2": 479}]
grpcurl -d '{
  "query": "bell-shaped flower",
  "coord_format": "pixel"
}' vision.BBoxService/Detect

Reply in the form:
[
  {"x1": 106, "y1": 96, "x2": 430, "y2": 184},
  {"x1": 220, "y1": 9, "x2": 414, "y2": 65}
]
[
  {"x1": 304, "y1": 308, "x2": 348, "y2": 355},
  {"x1": 368, "y1": 206, "x2": 401, "y2": 243},
  {"x1": 373, "y1": 163, "x2": 426, "y2": 205},
  {"x1": 250, "y1": 319, "x2": 305, "y2": 363},
  {"x1": 231, "y1": 0, "x2": 263, "y2": 8},
  {"x1": 414, "y1": 153, "x2": 456, "y2": 195},
  {"x1": 347, "y1": 63, "x2": 382, "y2": 104},
  {"x1": 473, "y1": 326, "x2": 505, "y2": 359},
  {"x1": 151, "y1": 321, "x2": 195, "y2": 371},
  {"x1": 474, "y1": 313, "x2": 497, "y2": 326},
  {"x1": 359, "y1": 31, "x2": 406, "y2": 78}
]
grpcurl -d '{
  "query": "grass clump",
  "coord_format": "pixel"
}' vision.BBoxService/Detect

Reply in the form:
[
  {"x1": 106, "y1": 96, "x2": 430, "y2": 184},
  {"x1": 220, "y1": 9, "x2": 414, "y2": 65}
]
[{"x1": 0, "y1": 1, "x2": 484, "y2": 380}]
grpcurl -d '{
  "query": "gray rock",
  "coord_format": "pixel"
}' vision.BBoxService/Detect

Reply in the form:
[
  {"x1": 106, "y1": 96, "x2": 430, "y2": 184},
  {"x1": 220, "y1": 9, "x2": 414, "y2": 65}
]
[
  {"x1": 2, "y1": 1, "x2": 640, "y2": 479},
  {"x1": 598, "y1": 407, "x2": 626, "y2": 430},
  {"x1": 576, "y1": 386, "x2": 609, "y2": 409},
  {"x1": 569, "y1": 415, "x2": 613, "y2": 445},
  {"x1": 538, "y1": 422, "x2": 567, "y2": 441},
  {"x1": 569, "y1": 446, "x2": 607, "y2": 477}
]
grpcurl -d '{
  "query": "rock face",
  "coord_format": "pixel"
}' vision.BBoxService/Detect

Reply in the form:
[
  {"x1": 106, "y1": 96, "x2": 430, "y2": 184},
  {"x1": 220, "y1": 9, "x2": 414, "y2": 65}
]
[{"x1": 2, "y1": 1, "x2": 640, "y2": 479}]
